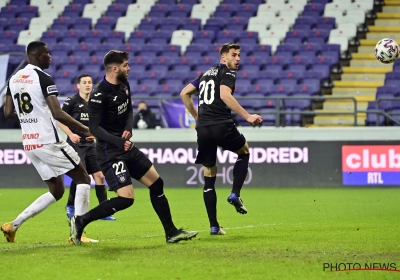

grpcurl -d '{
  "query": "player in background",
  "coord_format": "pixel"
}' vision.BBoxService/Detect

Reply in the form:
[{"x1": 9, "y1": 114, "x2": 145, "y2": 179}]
[
  {"x1": 1, "y1": 41, "x2": 93, "y2": 242},
  {"x1": 69, "y1": 50, "x2": 198, "y2": 245},
  {"x1": 58, "y1": 74, "x2": 115, "y2": 222},
  {"x1": 180, "y1": 43, "x2": 262, "y2": 235}
]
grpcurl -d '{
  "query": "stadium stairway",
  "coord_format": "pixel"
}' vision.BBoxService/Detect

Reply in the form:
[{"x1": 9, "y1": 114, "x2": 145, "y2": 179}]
[{"x1": 311, "y1": 1, "x2": 393, "y2": 127}]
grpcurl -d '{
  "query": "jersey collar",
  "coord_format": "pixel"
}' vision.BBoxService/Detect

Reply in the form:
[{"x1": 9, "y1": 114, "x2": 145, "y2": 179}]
[{"x1": 25, "y1": 64, "x2": 43, "y2": 71}]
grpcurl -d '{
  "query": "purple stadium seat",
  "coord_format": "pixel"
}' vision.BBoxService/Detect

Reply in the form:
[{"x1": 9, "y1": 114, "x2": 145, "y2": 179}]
[
  {"x1": 303, "y1": 3, "x2": 325, "y2": 14},
  {"x1": 284, "y1": 38, "x2": 303, "y2": 45},
  {"x1": 18, "y1": 6, "x2": 39, "y2": 17},
  {"x1": 376, "y1": 86, "x2": 399, "y2": 96},
  {"x1": 204, "y1": 18, "x2": 227, "y2": 33},
  {"x1": 308, "y1": 29, "x2": 330, "y2": 42},
  {"x1": 106, "y1": 4, "x2": 127, "y2": 16},
  {"x1": 311, "y1": 0, "x2": 329, "y2": 3},
  {"x1": 133, "y1": 84, "x2": 157, "y2": 95},
  {"x1": 366, "y1": 112, "x2": 385, "y2": 126},
  {"x1": 293, "y1": 24, "x2": 312, "y2": 31},
  {"x1": 301, "y1": 79, "x2": 321, "y2": 93},
  {"x1": 169, "y1": 4, "x2": 193, "y2": 17},
  {"x1": 286, "y1": 99, "x2": 311, "y2": 110},
  {"x1": 270, "y1": 84, "x2": 294, "y2": 96},
  {"x1": 95, "y1": 17, "x2": 118, "y2": 30},
  {"x1": 0, "y1": 30, "x2": 19, "y2": 43},
  {"x1": 277, "y1": 79, "x2": 298, "y2": 87},
  {"x1": 72, "y1": 17, "x2": 92, "y2": 30},
  {"x1": 0, "y1": 12, "x2": 17, "y2": 20},
  {"x1": 183, "y1": 18, "x2": 201, "y2": 31},
  {"x1": 9, "y1": 0, "x2": 29, "y2": 5},
  {"x1": 1, "y1": 5, "x2": 17, "y2": 14},
  {"x1": 72, "y1": 0, "x2": 91, "y2": 4},
  {"x1": 317, "y1": 17, "x2": 336, "y2": 29},
  {"x1": 154, "y1": 84, "x2": 181, "y2": 96},
  {"x1": 302, "y1": 10, "x2": 320, "y2": 17},
  {"x1": 216, "y1": 4, "x2": 238, "y2": 14},
  {"x1": 222, "y1": 0, "x2": 241, "y2": 4},
  {"x1": 64, "y1": 4, "x2": 84, "y2": 15},
  {"x1": 252, "y1": 80, "x2": 275, "y2": 93},
  {"x1": 286, "y1": 30, "x2": 308, "y2": 41},
  {"x1": 115, "y1": 0, "x2": 136, "y2": 3},
  {"x1": 149, "y1": 4, "x2": 171, "y2": 15},
  {"x1": 244, "y1": 0, "x2": 263, "y2": 4},
  {"x1": 295, "y1": 17, "x2": 317, "y2": 26},
  {"x1": 54, "y1": 70, "x2": 75, "y2": 80},
  {"x1": 7, "y1": 18, "x2": 30, "y2": 32}
]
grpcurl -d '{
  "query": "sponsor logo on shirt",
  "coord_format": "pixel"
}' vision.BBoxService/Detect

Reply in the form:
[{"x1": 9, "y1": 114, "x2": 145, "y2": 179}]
[
  {"x1": 22, "y1": 133, "x2": 40, "y2": 140},
  {"x1": 94, "y1": 93, "x2": 102, "y2": 96},
  {"x1": 47, "y1": 85, "x2": 58, "y2": 94},
  {"x1": 91, "y1": 99, "x2": 102, "y2": 104},
  {"x1": 203, "y1": 68, "x2": 218, "y2": 77},
  {"x1": 13, "y1": 74, "x2": 33, "y2": 84},
  {"x1": 79, "y1": 104, "x2": 84, "y2": 107},
  {"x1": 23, "y1": 144, "x2": 44, "y2": 151},
  {"x1": 226, "y1": 72, "x2": 236, "y2": 77}
]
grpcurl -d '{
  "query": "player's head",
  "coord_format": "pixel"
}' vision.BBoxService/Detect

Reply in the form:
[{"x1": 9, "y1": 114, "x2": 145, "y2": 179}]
[
  {"x1": 26, "y1": 41, "x2": 51, "y2": 70},
  {"x1": 77, "y1": 74, "x2": 93, "y2": 96},
  {"x1": 219, "y1": 42, "x2": 240, "y2": 70},
  {"x1": 104, "y1": 50, "x2": 130, "y2": 82},
  {"x1": 137, "y1": 101, "x2": 148, "y2": 111}
]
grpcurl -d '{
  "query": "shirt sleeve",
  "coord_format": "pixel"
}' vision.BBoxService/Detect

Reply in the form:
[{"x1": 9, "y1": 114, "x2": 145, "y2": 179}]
[
  {"x1": 61, "y1": 97, "x2": 75, "y2": 115},
  {"x1": 34, "y1": 69, "x2": 59, "y2": 98},
  {"x1": 5, "y1": 80, "x2": 11, "y2": 96},
  {"x1": 190, "y1": 74, "x2": 202, "y2": 91},
  {"x1": 88, "y1": 92, "x2": 126, "y2": 149},
  {"x1": 220, "y1": 68, "x2": 236, "y2": 91}
]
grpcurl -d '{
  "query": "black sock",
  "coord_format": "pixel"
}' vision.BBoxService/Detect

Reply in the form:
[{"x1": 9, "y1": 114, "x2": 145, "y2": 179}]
[
  {"x1": 232, "y1": 154, "x2": 250, "y2": 197},
  {"x1": 67, "y1": 181, "x2": 77, "y2": 206},
  {"x1": 77, "y1": 196, "x2": 134, "y2": 229},
  {"x1": 95, "y1": 184, "x2": 107, "y2": 204},
  {"x1": 203, "y1": 176, "x2": 218, "y2": 228},
  {"x1": 149, "y1": 177, "x2": 178, "y2": 236}
]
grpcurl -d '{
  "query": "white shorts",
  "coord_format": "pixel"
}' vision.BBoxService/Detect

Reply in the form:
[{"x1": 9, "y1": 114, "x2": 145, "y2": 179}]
[{"x1": 24, "y1": 141, "x2": 81, "y2": 181}]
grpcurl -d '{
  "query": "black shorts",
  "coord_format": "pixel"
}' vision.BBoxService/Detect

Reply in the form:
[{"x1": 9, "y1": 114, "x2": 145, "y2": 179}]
[
  {"x1": 96, "y1": 143, "x2": 152, "y2": 191},
  {"x1": 70, "y1": 143, "x2": 101, "y2": 175},
  {"x1": 195, "y1": 122, "x2": 246, "y2": 167}
]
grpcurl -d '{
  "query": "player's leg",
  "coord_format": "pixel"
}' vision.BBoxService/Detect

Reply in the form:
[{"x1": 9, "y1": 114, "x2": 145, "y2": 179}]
[
  {"x1": 85, "y1": 145, "x2": 116, "y2": 221},
  {"x1": 1, "y1": 145, "x2": 75, "y2": 242},
  {"x1": 69, "y1": 159, "x2": 134, "y2": 245},
  {"x1": 127, "y1": 148, "x2": 198, "y2": 243},
  {"x1": 195, "y1": 126, "x2": 225, "y2": 235},
  {"x1": 220, "y1": 124, "x2": 249, "y2": 214},
  {"x1": 65, "y1": 144, "x2": 86, "y2": 218}
]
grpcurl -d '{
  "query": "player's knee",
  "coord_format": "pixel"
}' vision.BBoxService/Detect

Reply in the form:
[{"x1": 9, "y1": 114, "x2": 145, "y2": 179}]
[
  {"x1": 51, "y1": 187, "x2": 65, "y2": 201},
  {"x1": 237, "y1": 153, "x2": 250, "y2": 164},
  {"x1": 203, "y1": 165, "x2": 217, "y2": 177},
  {"x1": 149, "y1": 177, "x2": 164, "y2": 197},
  {"x1": 115, "y1": 197, "x2": 134, "y2": 210},
  {"x1": 94, "y1": 172, "x2": 105, "y2": 183},
  {"x1": 236, "y1": 142, "x2": 250, "y2": 155}
]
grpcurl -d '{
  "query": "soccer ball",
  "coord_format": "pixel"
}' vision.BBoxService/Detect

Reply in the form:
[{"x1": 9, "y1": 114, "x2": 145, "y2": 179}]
[{"x1": 375, "y1": 38, "x2": 399, "y2": 64}]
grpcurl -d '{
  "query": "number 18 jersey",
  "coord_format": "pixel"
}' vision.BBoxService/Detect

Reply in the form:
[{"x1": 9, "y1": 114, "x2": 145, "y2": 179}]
[
  {"x1": 191, "y1": 64, "x2": 236, "y2": 127},
  {"x1": 6, "y1": 64, "x2": 61, "y2": 145}
]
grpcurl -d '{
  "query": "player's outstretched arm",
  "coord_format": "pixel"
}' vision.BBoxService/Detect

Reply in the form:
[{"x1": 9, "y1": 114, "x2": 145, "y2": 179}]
[
  {"x1": 220, "y1": 85, "x2": 262, "y2": 125},
  {"x1": 46, "y1": 96, "x2": 90, "y2": 135},
  {"x1": 4, "y1": 95, "x2": 18, "y2": 120},
  {"x1": 180, "y1": 83, "x2": 199, "y2": 121},
  {"x1": 58, "y1": 122, "x2": 80, "y2": 143}
]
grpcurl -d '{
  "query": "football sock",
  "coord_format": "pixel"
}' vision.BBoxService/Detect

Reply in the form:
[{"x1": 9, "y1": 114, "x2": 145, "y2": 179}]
[
  {"x1": 74, "y1": 184, "x2": 90, "y2": 216},
  {"x1": 67, "y1": 181, "x2": 77, "y2": 206},
  {"x1": 149, "y1": 177, "x2": 178, "y2": 236},
  {"x1": 95, "y1": 184, "x2": 107, "y2": 204},
  {"x1": 232, "y1": 153, "x2": 250, "y2": 197},
  {"x1": 12, "y1": 192, "x2": 56, "y2": 231},
  {"x1": 203, "y1": 176, "x2": 218, "y2": 228},
  {"x1": 77, "y1": 197, "x2": 134, "y2": 228}
]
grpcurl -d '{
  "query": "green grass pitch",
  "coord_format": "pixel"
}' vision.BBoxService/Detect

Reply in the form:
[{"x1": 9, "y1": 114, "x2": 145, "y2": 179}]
[{"x1": 0, "y1": 188, "x2": 399, "y2": 280}]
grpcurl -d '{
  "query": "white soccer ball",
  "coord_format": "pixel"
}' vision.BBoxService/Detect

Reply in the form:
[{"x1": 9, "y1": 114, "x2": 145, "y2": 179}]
[{"x1": 375, "y1": 38, "x2": 399, "y2": 64}]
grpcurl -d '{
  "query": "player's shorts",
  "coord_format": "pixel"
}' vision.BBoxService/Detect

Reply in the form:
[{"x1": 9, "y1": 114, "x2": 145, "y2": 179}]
[
  {"x1": 69, "y1": 143, "x2": 101, "y2": 175},
  {"x1": 195, "y1": 122, "x2": 246, "y2": 167},
  {"x1": 96, "y1": 143, "x2": 152, "y2": 191},
  {"x1": 24, "y1": 141, "x2": 81, "y2": 181}
]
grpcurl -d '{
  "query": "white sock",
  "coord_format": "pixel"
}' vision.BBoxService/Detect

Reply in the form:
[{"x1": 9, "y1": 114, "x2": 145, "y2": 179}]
[
  {"x1": 12, "y1": 192, "x2": 56, "y2": 231},
  {"x1": 75, "y1": 184, "x2": 90, "y2": 216}
]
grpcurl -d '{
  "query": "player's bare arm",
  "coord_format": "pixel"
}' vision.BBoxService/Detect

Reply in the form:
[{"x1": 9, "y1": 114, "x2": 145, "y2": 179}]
[
  {"x1": 58, "y1": 122, "x2": 81, "y2": 144},
  {"x1": 46, "y1": 95, "x2": 90, "y2": 135},
  {"x1": 220, "y1": 85, "x2": 262, "y2": 125},
  {"x1": 3, "y1": 95, "x2": 19, "y2": 120},
  {"x1": 180, "y1": 83, "x2": 199, "y2": 122}
]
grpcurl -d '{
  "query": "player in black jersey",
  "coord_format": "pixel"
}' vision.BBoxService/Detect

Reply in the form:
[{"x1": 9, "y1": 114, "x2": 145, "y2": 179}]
[
  {"x1": 69, "y1": 50, "x2": 198, "y2": 245},
  {"x1": 59, "y1": 74, "x2": 115, "y2": 226},
  {"x1": 180, "y1": 43, "x2": 262, "y2": 235}
]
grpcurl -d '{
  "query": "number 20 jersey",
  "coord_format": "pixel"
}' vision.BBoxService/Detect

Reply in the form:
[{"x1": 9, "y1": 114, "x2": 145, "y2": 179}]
[
  {"x1": 6, "y1": 64, "x2": 61, "y2": 145},
  {"x1": 191, "y1": 64, "x2": 236, "y2": 127}
]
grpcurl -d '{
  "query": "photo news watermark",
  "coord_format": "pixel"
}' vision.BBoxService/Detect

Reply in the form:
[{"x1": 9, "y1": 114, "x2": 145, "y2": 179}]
[{"x1": 323, "y1": 262, "x2": 399, "y2": 272}]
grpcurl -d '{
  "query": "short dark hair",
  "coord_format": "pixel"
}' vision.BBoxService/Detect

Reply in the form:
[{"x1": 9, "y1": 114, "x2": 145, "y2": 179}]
[
  {"x1": 77, "y1": 74, "x2": 92, "y2": 83},
  {"x1": 26, "y1": 41, "x2": 47, "y2": 56},
  {"x1": 219, "y1": 43, "x2": 240, "y2": 55},
  {"x1": 103, "y1": 50, "x2": 129, "y2": 69}
]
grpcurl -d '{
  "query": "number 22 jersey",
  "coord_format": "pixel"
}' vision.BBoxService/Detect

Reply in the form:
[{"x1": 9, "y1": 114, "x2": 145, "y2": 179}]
[
  {"x1": 6, "y1": 64, "x2": 62, "y2": 145},
  {"x1": 191, "y1": 64, "x2": 236, "y2": 127}
]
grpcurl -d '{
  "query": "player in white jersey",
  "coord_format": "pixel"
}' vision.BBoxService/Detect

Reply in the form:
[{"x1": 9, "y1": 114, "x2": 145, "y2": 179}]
[{"x1": 1, "y1": 41, "x2": 95, "y2": 243}]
